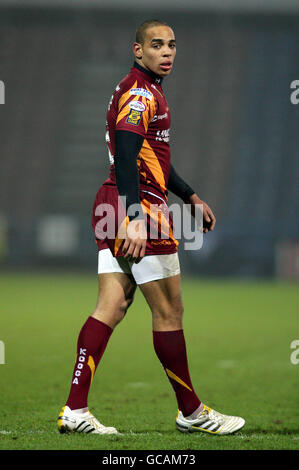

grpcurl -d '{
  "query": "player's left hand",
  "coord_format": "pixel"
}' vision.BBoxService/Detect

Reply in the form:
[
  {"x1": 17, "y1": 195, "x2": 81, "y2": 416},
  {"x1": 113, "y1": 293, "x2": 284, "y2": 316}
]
[{"x1": 189, "y1": 193, "x2": 216, "y2": 233}]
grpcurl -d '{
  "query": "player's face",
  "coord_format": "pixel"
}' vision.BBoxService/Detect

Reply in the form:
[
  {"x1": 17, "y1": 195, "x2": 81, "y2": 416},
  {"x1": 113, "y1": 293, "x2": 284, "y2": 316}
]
[{"x1": 134, "y1": 26, "x2": 176, "y2": 77}]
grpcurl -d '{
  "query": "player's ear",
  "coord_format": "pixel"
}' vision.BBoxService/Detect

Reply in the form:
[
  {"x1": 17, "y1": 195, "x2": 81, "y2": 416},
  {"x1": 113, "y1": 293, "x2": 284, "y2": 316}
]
[{"x1": 133, "y1": 42, "x2": 142, "y2": 60}]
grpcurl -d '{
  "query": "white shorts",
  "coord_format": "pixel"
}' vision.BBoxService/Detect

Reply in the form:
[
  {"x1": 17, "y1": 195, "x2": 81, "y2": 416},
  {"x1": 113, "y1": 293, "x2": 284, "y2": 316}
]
[{"x1": 98, "y1": 248, "x2": 180, "y2": 285}]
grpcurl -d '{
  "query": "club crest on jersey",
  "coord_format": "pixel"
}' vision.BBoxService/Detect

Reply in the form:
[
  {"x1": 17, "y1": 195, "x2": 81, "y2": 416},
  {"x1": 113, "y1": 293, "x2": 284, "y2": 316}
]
[
  {"x1": 129, "y1": 87, "x2": 153, "y2": 101},
  {"x1": 126, "y1": 109, "x2": 142, "y2": 125},
  {"x1": 128, "y1": 100, "x2": 146, "y2": 112}
]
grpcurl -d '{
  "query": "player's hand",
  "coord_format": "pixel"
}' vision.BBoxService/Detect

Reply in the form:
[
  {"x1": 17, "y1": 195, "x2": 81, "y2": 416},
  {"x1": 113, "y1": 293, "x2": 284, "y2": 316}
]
[
  {"x1": 189, "y1": 193, "x2": 216, "y2": 233},
  {"x1": 121, "y1": 218, "x2": 147, "y2": 263}
]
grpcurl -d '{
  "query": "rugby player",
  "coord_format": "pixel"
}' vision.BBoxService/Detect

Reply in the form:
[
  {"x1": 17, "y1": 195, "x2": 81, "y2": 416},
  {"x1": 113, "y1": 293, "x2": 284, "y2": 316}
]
[{"x1": 57, "y1": 20, "x2": 245, "y2": 436}]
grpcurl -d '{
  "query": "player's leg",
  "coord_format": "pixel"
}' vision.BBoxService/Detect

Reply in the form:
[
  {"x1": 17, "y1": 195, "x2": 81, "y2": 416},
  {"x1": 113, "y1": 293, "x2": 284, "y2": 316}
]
[
  {"x1": 58, "y1": 270, "x2": 136, "y2": 434},
  {"x1": 138, "y1": 273, "x2": 202, "y2": 417},
  {"x1": 91, "y1": 271, "x2": 137, "y2": 328},
  {"x1": 139, "y1": 272, "x2": 245, "y2": 435}
]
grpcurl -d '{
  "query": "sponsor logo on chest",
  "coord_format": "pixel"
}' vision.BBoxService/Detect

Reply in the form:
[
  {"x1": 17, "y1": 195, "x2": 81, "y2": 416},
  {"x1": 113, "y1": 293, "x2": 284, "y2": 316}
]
[
  {"x1": 129, "y1": 88, "x2": 153, "y2": 101},
  {"x1": 128, "y1": 100, "x2": 147, "y2": 112},
  {"x1": 152, "y1": 112, "x2": 168, "y2": 123}
]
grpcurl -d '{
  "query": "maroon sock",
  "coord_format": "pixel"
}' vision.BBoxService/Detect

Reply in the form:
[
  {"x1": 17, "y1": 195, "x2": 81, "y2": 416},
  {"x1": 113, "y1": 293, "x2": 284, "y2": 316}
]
[
  {"x1": 153, "y1": 329, "x2": 201, "y2": 417},
  {"x1": 66, "y1": 316, "x2": 113, "y2": 410}
]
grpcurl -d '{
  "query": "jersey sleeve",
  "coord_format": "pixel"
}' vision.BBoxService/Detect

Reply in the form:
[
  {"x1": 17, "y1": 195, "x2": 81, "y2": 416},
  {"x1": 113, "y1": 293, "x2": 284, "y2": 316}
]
[{"x1": 115, "y1": 82, "x2": 156, "y2": 137}]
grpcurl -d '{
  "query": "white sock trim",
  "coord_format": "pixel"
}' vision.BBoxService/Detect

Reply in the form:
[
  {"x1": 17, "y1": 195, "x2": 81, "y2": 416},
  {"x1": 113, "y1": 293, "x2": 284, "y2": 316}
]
[
  {"x1": 71, "y1": 407, "x2": 89, "y2": 414},
  {"x1": 186, "y1": 402, "x2": 204, "y2": 420}
]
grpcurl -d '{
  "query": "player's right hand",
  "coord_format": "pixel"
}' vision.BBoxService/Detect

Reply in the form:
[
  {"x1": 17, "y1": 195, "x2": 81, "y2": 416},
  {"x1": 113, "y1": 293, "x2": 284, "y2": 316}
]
[{"x1": 121, "y1": 218, "x2": 147, "y2": 264}]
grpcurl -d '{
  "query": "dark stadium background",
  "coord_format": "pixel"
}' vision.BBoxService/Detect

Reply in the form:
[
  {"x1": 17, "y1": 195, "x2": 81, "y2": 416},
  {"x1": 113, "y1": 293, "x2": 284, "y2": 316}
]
[{"x1": 0, "y1": 0, "x2": 298, "y2": 279}]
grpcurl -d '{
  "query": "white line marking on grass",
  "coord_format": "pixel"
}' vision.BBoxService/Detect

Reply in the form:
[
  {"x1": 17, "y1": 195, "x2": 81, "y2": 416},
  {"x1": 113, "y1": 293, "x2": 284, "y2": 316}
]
[{"x1": 0, "y1": 430, "x2": 12, "y2": 435}]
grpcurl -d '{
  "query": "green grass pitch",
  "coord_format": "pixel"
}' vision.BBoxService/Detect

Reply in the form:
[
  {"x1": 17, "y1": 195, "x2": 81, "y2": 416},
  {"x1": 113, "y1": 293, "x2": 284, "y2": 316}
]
[{"x1": 0, "y1": 272, "x2": 298, "y2": 450}]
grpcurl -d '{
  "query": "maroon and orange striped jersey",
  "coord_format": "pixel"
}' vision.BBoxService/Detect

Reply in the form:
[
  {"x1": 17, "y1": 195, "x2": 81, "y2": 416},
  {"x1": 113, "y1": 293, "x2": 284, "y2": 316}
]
[
  {"x1": 104, "y1": 62, "x2": 171, "y2": 201},
  {"x1": 92, "y1": 62, "x2": 179, "y2": 257}
]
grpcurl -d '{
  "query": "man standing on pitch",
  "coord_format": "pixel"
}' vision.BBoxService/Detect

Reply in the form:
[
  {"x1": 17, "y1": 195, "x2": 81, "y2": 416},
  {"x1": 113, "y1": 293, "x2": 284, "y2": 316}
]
[{"x1": 58, "y1": 19, "x2": 245, "y2": 436}]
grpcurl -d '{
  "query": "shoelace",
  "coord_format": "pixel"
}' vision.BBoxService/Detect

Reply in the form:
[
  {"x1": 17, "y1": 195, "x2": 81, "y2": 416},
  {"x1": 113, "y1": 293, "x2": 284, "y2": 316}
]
[
  {"x1": 87, "y1": 415, "x2": 105, "y2": 430},
  {"x1": 202, "y1": 405, "x2": 224, "y2": 425}
]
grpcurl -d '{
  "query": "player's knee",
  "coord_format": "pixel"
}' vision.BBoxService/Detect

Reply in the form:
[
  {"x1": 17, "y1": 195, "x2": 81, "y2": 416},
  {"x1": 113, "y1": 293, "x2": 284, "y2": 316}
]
[
  {"x1": 125, "y1": 296, "x2": 134, "y2": 312},
  {"x1": 172, "y1": 300, "x2": 184, "y2": 321},
  {"x1": 153, "y1": 299, "x2": 184, "y2": 323},
  {"x1": 178, "y1": 301, "x2": 184, "y2": 318},
  {"x1": 115, "y1": 295, "x2": 134, "y2": 323}
]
